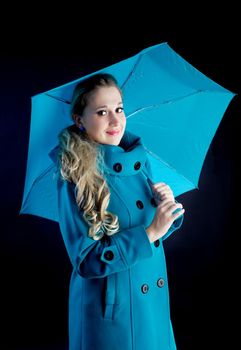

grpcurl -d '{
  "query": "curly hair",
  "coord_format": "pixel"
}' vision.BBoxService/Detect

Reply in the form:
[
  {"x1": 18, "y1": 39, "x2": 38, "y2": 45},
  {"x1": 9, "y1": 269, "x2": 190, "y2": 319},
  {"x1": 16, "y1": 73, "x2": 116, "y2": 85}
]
[{"x1": 57, "y1": 74, "x2": 120, "y2": 240}]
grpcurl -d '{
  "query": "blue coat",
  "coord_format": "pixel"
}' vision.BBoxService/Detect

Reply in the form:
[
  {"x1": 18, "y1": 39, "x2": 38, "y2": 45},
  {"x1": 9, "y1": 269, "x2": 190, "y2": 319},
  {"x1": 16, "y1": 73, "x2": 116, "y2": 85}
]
[{"x1": 52, "y1": 131, "x2": 184, "y2": 350}]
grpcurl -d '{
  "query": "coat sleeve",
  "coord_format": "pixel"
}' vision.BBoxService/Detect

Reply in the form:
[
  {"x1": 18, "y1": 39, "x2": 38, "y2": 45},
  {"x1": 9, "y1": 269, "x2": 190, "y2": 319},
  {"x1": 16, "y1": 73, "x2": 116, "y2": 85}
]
[
  {"x1": 161, "y1": 209, "x2": 184, "y2": 241},
  {"x1": 57, "y1": 177, "x2": 153, "y2": 279}
]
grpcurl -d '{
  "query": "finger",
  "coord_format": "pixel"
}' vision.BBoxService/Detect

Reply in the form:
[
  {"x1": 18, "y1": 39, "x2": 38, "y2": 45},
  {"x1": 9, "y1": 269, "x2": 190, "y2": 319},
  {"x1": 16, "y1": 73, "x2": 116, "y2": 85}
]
[
  {"x1": 152, "y1": 183, "x2": 170, "y2": 191},
  {"x1": 159, "y1": 193, "x2": 175, "y2": 201},
  {"x1": 154, "y1": 189, "x2": 174, "y2": 201},
  {"x1": 152, "y1": 187, "x2": 172, "y2": 197},
  {"x1": 166, "y1": 202, "x2": 183, "y2": 215},
  {"x1": 156, "y1": 189, "x2": 173, "y2": 197},
  {"x1": 148, "y1": 179, "x2": 166, "y2": 197},
  {"x1": 154, "y1": 188, "x2": 173, "y2": 199},
  {"x1": 158, "y1": 198, "x2": 176, "y2": 209},
  {"x1": 172, "y1": 208, "x2": 185, "y2": 220},
  {"x1": 153, "y1": 186, "x2": 172, "y2": 193},
  {"x1": 154, "y1": 195, "x2": 174, "y2": 205}
]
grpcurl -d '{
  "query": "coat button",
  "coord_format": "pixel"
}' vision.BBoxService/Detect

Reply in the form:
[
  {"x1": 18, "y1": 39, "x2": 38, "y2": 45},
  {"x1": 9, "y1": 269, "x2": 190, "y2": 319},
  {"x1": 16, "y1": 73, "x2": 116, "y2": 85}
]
[
  {"x1": 134, "y1": 161, "x2": 141, "y2": 170},
  {"x1": 113, "y1": 163, "x2": 122, "y2": 172},
  {"x1": 154, "y1": 239, "x2": 160, "y2": 247},
  {"x1": 104, "y1": 250, "x2": 114, "y2": 261},
  {"x1": 150, "y1": 197, "x2": 158, "y2": 207},
  {"x1": 136, "y1": 200, "x2": 144, "y2": 209},
  {"x1": 157, "y1": 278, "x2": 165, "y2": 288},
  {"x1": 141, "y1": 284, "x2": 149, "y2": 294}
]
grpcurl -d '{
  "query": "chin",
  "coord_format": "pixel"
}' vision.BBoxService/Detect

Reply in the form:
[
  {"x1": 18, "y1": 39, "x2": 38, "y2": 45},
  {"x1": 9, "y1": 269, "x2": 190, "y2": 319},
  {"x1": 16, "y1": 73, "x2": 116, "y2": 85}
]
[
  {"x1": 105, "y1": 140, "x2": 121, "y2": 146},
  {"x1": 112, "y1": 140, "x2": 121, "y2": 146},
  {"x1": 104, "y1": 133, "x2": 124, "y2": 146}
]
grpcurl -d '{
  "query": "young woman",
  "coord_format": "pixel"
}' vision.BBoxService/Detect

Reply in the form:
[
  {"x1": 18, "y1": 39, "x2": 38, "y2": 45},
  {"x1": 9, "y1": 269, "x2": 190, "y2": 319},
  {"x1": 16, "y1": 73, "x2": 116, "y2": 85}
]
[{"x1": 50, "y1": 73, "x2": 185, "y2": 350}]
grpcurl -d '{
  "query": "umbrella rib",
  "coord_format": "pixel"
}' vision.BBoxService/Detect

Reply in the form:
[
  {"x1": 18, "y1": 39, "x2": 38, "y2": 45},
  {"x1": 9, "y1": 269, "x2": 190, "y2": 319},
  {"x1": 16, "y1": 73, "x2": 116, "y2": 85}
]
[
  {"x1": 144, "y1": 147, "x2": 198, "y2": 189},
  {"x1": 44, "y1": 53, "x2": 145, "y2": 103},
  {"x1": 121, "y1": 54, "x2": 144, "y2": 90},
  {"x1": 22, "y1": 164, "x2": 58, "y2": 208},
  {"x1": 44, "y1": 93, "x2": 71, "y2": 104},
  {"x1": 44, "y1": 88, "x2": 199, "y2": 109},
  {"x1": 126, "y1": 90, "x2": 203, "y2": 119}
]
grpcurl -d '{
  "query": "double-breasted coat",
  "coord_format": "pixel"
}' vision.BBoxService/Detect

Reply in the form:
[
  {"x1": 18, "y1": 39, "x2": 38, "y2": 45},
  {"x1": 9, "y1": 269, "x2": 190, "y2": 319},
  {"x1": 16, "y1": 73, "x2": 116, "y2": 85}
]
[{"x1": 50, "y1": 131, "x2": 184, "y2": 350}]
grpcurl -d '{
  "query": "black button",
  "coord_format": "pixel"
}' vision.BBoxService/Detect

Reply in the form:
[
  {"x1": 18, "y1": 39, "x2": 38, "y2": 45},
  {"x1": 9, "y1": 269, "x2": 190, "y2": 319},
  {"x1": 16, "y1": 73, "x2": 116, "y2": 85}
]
[
  {"x1": 134, "y1": 161, "x2": 141, "y2": 170},
  {"x1": 104, "y1": 250, "x2": 114, "y2": 261},
  {"x1": 154, "y1": 239, "x2": 160, "y2": 247},
  {"x1": 136, "y1": 200, "x2": 144, "y2": 209},
  {"x1": 141, "y1": 284, "x2": 149, "y2": 294},
  {"x1": 150, "y1": 197, "x2": 158, "y2": 207},
  {"x1": 113, "y1": 163, "x2": 122, "y2": 172},
  {"x1": 157, "y1": 278, "x2": 165, "y2": 288}
]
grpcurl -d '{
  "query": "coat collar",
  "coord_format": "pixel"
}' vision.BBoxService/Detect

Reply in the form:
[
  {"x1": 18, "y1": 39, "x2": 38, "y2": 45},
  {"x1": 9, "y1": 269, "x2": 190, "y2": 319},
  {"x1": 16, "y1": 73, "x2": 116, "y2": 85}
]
[
  {"x1": 99, "y1": 131, "x2": 147, "y2": 176},
  {"x1": 48, "y1": 130, "x2": 147, "y2": 177}
]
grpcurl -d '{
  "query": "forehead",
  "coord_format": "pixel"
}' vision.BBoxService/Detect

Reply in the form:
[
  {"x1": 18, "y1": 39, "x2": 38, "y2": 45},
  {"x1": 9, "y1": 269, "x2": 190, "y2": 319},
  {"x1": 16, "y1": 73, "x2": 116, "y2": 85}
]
[{"x1": 87, "y1": 86, "x2": 122, "y2": 107}]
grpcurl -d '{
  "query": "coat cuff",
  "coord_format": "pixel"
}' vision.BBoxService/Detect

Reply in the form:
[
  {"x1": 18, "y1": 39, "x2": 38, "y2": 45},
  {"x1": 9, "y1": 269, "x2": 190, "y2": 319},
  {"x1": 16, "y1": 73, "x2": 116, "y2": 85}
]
[{"x1": 162, "y1": 213, "x2": 184, "y2": 241}]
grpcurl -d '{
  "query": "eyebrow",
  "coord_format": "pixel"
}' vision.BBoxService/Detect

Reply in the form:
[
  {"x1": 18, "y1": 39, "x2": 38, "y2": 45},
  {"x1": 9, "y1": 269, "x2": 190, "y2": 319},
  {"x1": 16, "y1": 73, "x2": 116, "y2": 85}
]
[{"x1": 96, "y1": 102, "x2": 123, "y2": 110}]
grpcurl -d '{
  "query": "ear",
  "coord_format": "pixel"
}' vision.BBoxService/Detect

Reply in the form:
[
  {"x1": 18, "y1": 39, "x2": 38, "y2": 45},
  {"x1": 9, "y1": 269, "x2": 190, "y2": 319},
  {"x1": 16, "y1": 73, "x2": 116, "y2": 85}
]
[{"x1": 72, "y1": 114, "x2": 83, "y2": 128}]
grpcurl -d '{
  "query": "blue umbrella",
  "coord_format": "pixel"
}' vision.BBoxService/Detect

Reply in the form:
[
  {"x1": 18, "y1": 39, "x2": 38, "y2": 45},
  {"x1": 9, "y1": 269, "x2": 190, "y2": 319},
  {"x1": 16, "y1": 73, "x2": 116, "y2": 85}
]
[{"x1": 19, "y1": 42, "x2": 235, "y2": 222}]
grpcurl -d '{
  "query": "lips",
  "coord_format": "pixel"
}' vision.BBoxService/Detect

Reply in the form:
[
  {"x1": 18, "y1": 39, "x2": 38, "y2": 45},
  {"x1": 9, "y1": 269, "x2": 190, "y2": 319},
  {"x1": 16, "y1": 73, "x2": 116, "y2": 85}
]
[{"x1": 106, "y1": 130, "x2": 120, "y2": 136}]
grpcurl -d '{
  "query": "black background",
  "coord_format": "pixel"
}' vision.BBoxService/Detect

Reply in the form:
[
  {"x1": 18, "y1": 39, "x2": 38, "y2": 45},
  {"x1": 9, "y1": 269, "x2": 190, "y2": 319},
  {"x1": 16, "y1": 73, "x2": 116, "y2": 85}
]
[{"x1": 1, "y1": 5, "x2": 240, "y2": 350}]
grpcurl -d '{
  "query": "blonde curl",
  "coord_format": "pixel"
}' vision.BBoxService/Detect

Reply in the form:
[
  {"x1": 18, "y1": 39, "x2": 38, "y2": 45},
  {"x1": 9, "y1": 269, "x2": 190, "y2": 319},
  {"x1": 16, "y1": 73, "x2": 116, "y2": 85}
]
[{"x1": 57, "y1": 125, "x2": 119, "y2": 240}]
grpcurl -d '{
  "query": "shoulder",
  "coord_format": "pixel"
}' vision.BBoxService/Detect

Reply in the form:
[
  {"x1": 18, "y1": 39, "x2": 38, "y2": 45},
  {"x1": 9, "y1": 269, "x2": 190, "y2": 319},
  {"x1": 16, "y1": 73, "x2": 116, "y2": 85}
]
[{"x1": 57, "y1": 175, "x2": 76, "y2": 200}]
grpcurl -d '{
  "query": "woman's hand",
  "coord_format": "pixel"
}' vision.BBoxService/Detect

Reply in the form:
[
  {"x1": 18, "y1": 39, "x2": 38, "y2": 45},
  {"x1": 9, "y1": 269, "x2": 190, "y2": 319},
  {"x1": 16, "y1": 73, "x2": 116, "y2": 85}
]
[
  {"x1": 150, "y1": 181, "x2": 175, "y2": 205},
  {"x1": 146, "y1": 181, "x2": 184, "y2": 243}
]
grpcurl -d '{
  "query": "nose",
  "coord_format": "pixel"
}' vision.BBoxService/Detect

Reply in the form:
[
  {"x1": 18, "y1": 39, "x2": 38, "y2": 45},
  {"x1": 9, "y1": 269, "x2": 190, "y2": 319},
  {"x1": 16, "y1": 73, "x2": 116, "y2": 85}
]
[{"x1": 109, "y1": 111, "x2": 119, "y2": 125}]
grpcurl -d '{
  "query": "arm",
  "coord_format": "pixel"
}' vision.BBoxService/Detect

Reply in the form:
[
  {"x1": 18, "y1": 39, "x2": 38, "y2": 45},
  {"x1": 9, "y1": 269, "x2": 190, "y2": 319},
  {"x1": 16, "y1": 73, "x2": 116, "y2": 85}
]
[
  {"x1": 146, "y1": 179, "x2": 185, "y2": 241},
  {"x1": 57, "y1": 177, "x2": 153, "y2": 279}
]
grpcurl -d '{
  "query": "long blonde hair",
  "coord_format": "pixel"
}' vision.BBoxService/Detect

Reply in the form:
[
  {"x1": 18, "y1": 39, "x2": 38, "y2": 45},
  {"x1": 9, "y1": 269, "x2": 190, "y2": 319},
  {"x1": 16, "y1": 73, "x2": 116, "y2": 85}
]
[{"x1": 58, "y1": 74, "x2": 120, "y2": 240}]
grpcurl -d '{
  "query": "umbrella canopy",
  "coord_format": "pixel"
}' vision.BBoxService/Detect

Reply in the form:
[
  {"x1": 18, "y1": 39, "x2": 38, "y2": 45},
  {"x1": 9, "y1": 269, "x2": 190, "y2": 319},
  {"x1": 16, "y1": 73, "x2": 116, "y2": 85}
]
[{"x1": 20, "y1": 42, "x2": 235, "y2": 222}]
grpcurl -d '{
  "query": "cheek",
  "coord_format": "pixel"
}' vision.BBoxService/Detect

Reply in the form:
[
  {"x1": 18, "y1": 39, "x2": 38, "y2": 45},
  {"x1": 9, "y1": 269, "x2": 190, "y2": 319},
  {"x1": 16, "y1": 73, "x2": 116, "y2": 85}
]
[
  {"x1": 86, "y1": 118, "x2": 105, "y2": 131},
  {"x1": 122, "y1": 115, "x2": 127, "y2": 127}
]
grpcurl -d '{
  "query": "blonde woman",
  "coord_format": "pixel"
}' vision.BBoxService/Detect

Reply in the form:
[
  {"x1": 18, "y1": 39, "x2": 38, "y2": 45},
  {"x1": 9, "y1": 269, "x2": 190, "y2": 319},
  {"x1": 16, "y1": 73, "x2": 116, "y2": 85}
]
[{"x1": 50, "y1": 73, "x2": 185, "y2": 350}]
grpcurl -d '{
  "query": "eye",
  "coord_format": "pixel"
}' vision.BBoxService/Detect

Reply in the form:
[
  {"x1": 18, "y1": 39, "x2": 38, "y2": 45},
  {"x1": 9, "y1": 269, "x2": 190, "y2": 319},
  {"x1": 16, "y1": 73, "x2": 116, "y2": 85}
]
[
  {"x1": 97, "y1": 110, "x2": 107, "y2": 116},
  {"x1": 116, "y1": 107, "x2": 124, "y2": 113}
]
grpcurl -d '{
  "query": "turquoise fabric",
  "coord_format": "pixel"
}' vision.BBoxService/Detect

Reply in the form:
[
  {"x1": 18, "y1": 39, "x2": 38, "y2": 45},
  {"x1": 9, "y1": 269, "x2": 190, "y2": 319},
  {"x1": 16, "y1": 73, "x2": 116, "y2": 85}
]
[
  {"x1": 20, "y1": 42, "x2": 235, "y2": 222},
  {"x1": 54, "y1": 131, "x2": 183, "y2": 350}
]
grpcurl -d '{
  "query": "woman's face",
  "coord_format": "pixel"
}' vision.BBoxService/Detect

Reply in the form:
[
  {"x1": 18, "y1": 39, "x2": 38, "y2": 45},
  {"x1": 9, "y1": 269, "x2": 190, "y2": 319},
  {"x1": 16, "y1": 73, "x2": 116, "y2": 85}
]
[{"x1": 77, "y1": 86, "x2": 126, "y2": 146}]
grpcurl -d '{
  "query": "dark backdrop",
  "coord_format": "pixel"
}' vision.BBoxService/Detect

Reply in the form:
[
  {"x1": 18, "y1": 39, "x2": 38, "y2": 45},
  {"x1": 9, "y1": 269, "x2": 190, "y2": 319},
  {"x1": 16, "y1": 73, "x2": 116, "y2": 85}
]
[{"x1": 1, "y1": 7, "x2": 240, "y2": 350}]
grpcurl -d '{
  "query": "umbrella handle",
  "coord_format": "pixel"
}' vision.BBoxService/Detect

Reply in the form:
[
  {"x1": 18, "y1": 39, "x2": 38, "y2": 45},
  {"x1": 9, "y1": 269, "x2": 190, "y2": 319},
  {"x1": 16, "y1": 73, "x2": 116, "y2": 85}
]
[{"x1": 147, "y1": 177, "x2": 154, "y2": 188}]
